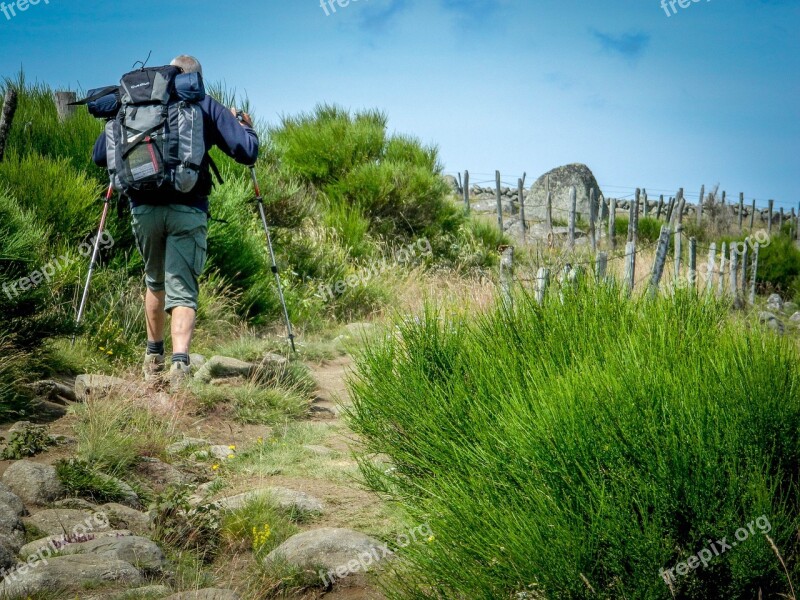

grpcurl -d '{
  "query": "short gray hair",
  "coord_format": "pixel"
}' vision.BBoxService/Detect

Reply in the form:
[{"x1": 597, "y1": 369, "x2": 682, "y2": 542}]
[{"x1": 170, "y1": 55, "x2": 203, "y2": 76}]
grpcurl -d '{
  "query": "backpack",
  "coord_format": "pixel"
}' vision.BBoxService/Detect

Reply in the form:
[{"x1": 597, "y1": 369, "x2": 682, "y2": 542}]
[{"x1": 75, "y1": 65, "x2": 214, "y2": 196}]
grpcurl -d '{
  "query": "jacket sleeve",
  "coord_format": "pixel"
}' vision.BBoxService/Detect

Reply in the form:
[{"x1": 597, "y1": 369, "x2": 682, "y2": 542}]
[
  {"x1": 92, "y1": 133, "x2": 107, "y2": 168},
  {"x1": 205, "y1": 96, "x2": 260, "y2": 165}
]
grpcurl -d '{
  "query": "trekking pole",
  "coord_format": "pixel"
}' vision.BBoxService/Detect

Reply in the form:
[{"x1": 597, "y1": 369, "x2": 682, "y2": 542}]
[
  {"x1": 72, "y1": 183, "x2": 113, "y2": 346},
  {"x1": 248, "y1": 165, "x2": 297, "y2": 353}
]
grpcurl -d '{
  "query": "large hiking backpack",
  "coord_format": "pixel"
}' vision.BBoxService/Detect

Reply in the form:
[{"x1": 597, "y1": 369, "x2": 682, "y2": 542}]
[{"x1": 76, "y1": 66, "x2": 210, "y2": 195}]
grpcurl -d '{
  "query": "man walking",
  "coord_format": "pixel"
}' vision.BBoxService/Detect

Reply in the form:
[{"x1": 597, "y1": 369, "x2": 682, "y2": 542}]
[{"x1": 92, "y1": 55, "x2": 259, "y2": 387}]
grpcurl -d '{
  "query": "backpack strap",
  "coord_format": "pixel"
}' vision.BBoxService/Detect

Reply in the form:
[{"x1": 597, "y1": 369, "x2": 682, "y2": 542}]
[{"x1": 70, "y1": 86, "x2": 119, "y2": 106}]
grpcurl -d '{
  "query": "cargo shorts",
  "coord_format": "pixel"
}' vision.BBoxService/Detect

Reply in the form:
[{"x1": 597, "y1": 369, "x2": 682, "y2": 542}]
[{"x1": 131, "y1": 205, "x2": 208, "y2": 313}]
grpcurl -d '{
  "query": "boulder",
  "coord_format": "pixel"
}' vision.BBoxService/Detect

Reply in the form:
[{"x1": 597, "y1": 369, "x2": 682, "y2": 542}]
[
  {"x1": 167, "y1": 437, "x2": 210, "y2": 456},
  {"x1": 759, "y1": 311, "x2": 785, "y2": 334},
  {"x1": 20, "y1": 529, "x2": 133, "y2": 558},
  {"x1": 23, "y1": 508, "x2": 111, "y2": 537},
  {"x1": 790, "y1": 312, "x2": 800, "y2": 323},
  {"x1": 27, "y1": 534, "x2": 164, "y2": 571},
  {"x1": 0, "y1": 540, "x2": 15, "y2": 571},
  {"x1": 74, "y1": 374, "x2": 139, "y2": 401},
  {"x1": 164, "y1": 590, "x2": 241, "y2": 600},
  {"x1": 443, "y1": 174, "x2": 460, "y2": 194},
  {"x1": 210, "y1": 445, "x2": 236, "y2": 461},
  {"x1": 190, "y1": 353, "x2": 207, "y2": 370},
  {"x1": 0, "y1": 482, "x2": 25, "y2": 516},
  {"x1": 767, "y1": 294, "x2": 783, "y2": 311},
  {"x1": 103, "y1": 503, "x2": 153, "y2": 535},
  {"x1": 219, "y1": 486, "x2": 324, "y2": 515},
  {"x1": 136, "y1": 457, "x2": 192, "y2": 488},
  {"x1": 52, "y1": 498, "x2": 98, "y2": 511},
  {"x1": 194, "y1": 356, "x2": 256, "y2": 384},
  {"x1": 0, "y1": 554, "x2": 142, "y2": 596},
  {"x1": 0, "y1": 502, "x2": 25, "y2": 552},
  {"x1": 783, "y1": 301, "x2": 798, "y2": 315},
  {"x1": 528, "y1": 164, "x2": 604, "y2": 222},
  {"x1": 264, "y1": 527, "x2": 391, "y2": 576},
  {"x1": 94, "y1": 473, "x2": 141, "y2": 509},
  {"x1": 1, "y1": 460, "x2": 63, "y2": 505}
]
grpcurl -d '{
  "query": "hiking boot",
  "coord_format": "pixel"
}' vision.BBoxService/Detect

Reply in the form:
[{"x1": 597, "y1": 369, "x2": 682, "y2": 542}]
[
  {"x1": 143, "y1": 353, "x2": 165, "y2": 383},
  {"x1": 169, "y1": 361, "x2": 191, "y2": 391}
]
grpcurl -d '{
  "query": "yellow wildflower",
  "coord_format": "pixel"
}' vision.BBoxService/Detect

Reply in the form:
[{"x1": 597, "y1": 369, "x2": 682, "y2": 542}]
[{"x1": 211, "y1": 464, "x2": 219, "y2": 471}]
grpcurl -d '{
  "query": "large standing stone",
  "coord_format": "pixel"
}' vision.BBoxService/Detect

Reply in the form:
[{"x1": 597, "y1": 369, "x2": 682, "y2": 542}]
[
  {"x1": 528, "y1": 164, "x2": 604, "y2": 222},
  {"x1": 1, "y1": 460, "x2": 63, "y2": 505},
  {"x1": 0, "y1": 554, "x2": 143, "y2": 596},
  {"x1": 264, "y1": 528, "x2": 391, "y2": 576}
]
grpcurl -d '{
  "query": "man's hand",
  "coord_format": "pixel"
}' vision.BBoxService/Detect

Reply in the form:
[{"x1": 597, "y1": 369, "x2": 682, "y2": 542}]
[{"x1": 231, "y1": 108, "x2": 253, "y2": 128}]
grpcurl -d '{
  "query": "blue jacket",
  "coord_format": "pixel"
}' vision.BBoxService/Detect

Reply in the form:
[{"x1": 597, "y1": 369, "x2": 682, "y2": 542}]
[{"x1": 93, "y1": 95, "x2": 259, "y2": 213}]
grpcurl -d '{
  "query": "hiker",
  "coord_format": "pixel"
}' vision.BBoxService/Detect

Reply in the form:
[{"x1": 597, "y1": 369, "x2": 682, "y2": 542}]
[{"x1": 91, "y1": 55, "x2": 259, "y2": 386}]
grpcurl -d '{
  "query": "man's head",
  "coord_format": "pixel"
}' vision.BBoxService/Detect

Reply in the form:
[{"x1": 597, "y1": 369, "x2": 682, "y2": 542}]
[{"x1": 170, "y1": 55, "x2": 203, "y2": 76}]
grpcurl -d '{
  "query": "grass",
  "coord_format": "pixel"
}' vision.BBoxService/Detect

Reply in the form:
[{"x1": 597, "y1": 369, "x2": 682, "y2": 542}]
[
  {"x1": 55, "y1": 458, "x2": 131, "y2": 505},
  {"x1": 347, "y1": 282, "x2": 800, "y2": 599}
]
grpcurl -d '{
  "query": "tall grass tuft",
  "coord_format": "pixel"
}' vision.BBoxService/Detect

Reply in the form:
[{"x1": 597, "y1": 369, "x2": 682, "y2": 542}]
[{"x1": 347, "y1": 283, "x2": 800, "y2": 599}]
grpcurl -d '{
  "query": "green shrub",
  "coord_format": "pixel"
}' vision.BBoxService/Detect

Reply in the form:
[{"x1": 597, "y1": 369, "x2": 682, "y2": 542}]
[
  {"x1": 1, "y1": 423, "x2": 53, "y2": 459},
  {"x1": 347, "y1": 284, "x2": 800, "y2": 599},
  {"x1": 756, "y1": 233, "x2": 800, "y2": 299},
  {"x1": 55, "y1": 458, "x2": 130, "y2": 504}
]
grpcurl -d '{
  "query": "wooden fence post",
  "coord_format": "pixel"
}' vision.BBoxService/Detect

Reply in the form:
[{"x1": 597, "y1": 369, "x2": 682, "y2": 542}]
[
  {"x1": 500, "y1": 246, "x2": 514, "y2": 308},
  {"x1": 750, "y1": 199, "x2": 756, "y2": 230},
  {"x1": 535, "y1": 267, "x2": 550, "y2": 304},
  {"x1": 627, "y1": 196, "x2": 635, "y2": 242},
  {"x1": 0, "y1": 88, "x2": 19, "y2": 164},
  {"x1": 749, "y1": 243, "x2": 760, "y2": 305},
  {"x1": 768, "y1": 199, "x2": 774, "y2": 234},
  {"x1": 632, "y1": 188, "x2": 640, "y2": 244},
  {"x1": 568, "y1": 186, "x2": 576, "y2": 250},
  {"x1": 689, "y1": 237, "x2": 698, "y2": 291},
  {"x1": 649, "y1": 225, "x2": 671, "y2": 297},
  {"x1": 643, "y1": 189, "x2": 649, "y2": 218},
  {"x1": 717, "y1": 242, "x2": 727, "y2": 298},
  {"x1": 609, "y1": 197, "x2": 617, "y2": 251},
  {"x1": 589, "y1": 188, "x2": 597, "y2": 253},
  {"x1": 463, "y1": 170, "x2": 470, "y2": 214},
  {"x1": 697, "y1": 184, "x2": 704, "y2": 228},
  {"x1": 666, "y1": 197, "x2": 676, "y2": 225},
  {"x1": 674, "y1": 227, "x2": 682, "y2": 281},
  {"x1": 595, "y1": 252, "x2": 608, "y2": 280},
  {"x1": 518, "y1": 178, "x2": 526, "y2": 236},
  {"x1": 53, "y1": 91, "x2": 77, "y2": 122},
  {"x1": 741, "y1": 244, "x2": 749, "y2": 298},
  {"x1": 780, "y1": 207, "x2": 785, "y2": 233},
  {"x1": 624, "y1": 241, "x2": 636, "y2": 296},
  {"x1": 656, "y1": 195, "x2": 664, "y2": 220},
  {"x1": 495, "y1": 171, "x2": 503, "y2": 231},
  {"x1": 705, "y1": 243, "x2": 717, "y2": 296},
  {"x1": 738, "y1": 192, "x2": 744, "y2": 233},
  {"x1": 730, "y1": 245, "x2": 741, "y2": 308}
]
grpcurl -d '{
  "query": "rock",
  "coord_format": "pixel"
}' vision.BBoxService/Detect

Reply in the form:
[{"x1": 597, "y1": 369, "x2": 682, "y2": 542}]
[
  {"x1": 19, "y1": 529, "x2": 133, "y2": 559},
  {"x1": 783, "y1": 301, "x2": 798, "y2": 314},
  {"x1": 265, "y1": 528, "x2": 391, "y2": 579},
  {"x1": 103, "y1": 503, "x2": 153, "y2": 535},
  {"x1": 2, "y1": 460, "x2": 63, "y2": 505},
  {"x1": 95, "y1": 473, "x2": 141, "y2": 509},
  {"x1": 528, "y1": 164, "x2": 604, "y2": 222},
  {"x1": 259, "y1": 352, "x2": 289, "y2": 370},
  {"x1": 0, "y1": 540, "x2": 15, "y2": 571},
  {"x1": 116, "y1": 585, "x2": 172, "y2": 598},
  {"x1": 0, "y1": 502, "x2": 24, "y2": 552},
  {"x1": 6, "y1": 421, "x2": 33, "y2": 434},
  {"x1": 219, "y1": 486, "x2": 324, "y2": 515},
  {"x1": 207, "y1": 445, "x2": 235, "y2": 461},
  {"x1": 23, "y1": 508, "x2": 111, "y2": 537},
  {"x1": 52, "y1": 498, "x2": 98, "y2": 511},
  {"x1": 164, "y1": 590, "x2": 241, "y2": 600},
  {"x1": 137, "y1": 457, "x2": 192, "y2": 488},
  {"x1": 790, "y1": 312, "x2": 800, "y2": 323},
  {"x1": 30, "y1": 534, "x2": 164, "y2": 571},
  {"x1": 767, "y1": 293, "x2": 783, "y2": 311},
  {"x1": 0, "y1": 482, "x2": 25, "y2": 516},
  {"x1": 24, "y1": 380, "x2": 77, "y2": 403},
  {"x1": 74, "y1": 374, "x2": 139, "y2": 401},
  {"x1": 442, "y1": 174, "x2": 460, "y2": 194},
  {"x1": 759, "y1": 311, "x2": 785, "y2": 334},
  {"x1": 190, "y1": 353, "x2": 207, "y2": 370},
  {"x1": 194, "y1": 356, "x2": 256, "y2": 384},
  {"x1": 0, "y1": 554, "x2": 143, "y2": 596},
  {"x1": 167, "y1": 437, "x2": 210, "y2": 455}
]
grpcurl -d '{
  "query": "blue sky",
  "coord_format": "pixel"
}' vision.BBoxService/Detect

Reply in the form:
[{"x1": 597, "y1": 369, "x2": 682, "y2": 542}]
[{"x1": 1, "y1": 0, "x2": 798, "y2": 207}]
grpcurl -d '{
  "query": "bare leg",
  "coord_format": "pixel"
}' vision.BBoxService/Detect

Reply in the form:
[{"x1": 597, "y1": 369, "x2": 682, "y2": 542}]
[
  {"x1": 145, "y1": 289, "x2": 166, "y2": 344},
  {"x1": 171, "y1": 307, "x2": 196, "y2": 355}
]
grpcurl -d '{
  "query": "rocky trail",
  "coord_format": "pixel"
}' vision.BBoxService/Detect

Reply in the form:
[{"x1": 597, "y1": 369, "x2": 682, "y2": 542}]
[{"x1": 0, "y1": 351, "x2": 393, "y2": 600}]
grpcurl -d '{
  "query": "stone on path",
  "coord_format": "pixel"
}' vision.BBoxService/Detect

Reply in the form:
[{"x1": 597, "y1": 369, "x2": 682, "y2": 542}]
[
  {"x1": 218, "y1": 486, "x2": 324, "y2": 515},
  {"x1": 1, "y1": 460, "x2": 63, "y2": 505},
  {"x1": 74, "y1": 374, "x2": 139, "y2": 401},
  {"x1": 23, "y1": 508, "x2": 111, "y2": 537},
  {"x1": 194, "y1": 356, "x2": 256, "y2": 384},
  {"x1": 0, "y1": 481, "x2": 25, "y2": 516},
  {"x1": 19, "y1": 529, "x2": 133, "y2": 558}
]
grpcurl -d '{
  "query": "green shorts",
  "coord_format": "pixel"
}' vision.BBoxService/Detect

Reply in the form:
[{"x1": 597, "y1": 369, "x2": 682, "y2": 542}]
[{"x1": 131, "y1": 205, "x2": 208, "y2": 312}]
